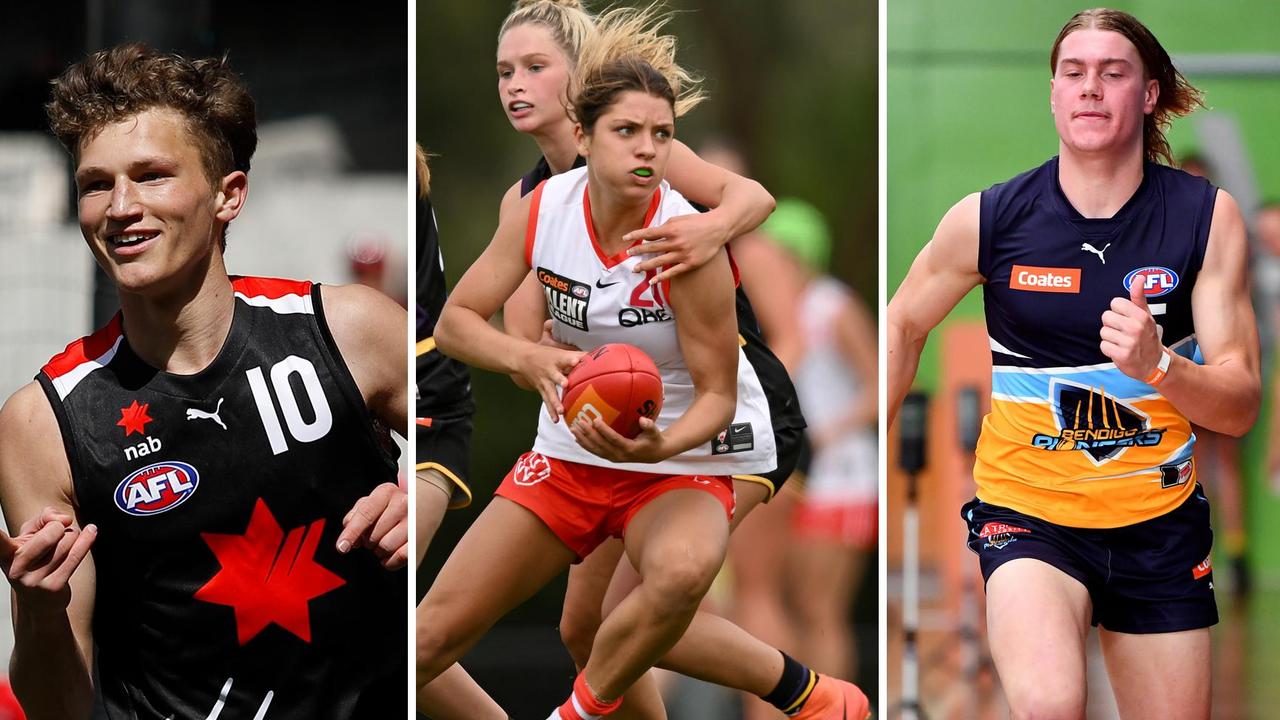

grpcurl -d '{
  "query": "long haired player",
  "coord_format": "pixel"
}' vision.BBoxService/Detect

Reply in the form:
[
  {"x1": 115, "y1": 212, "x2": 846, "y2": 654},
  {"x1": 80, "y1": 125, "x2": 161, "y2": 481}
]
[
  {"x1": 888, "y1": 9, "x2": 1259, "y2": 718},
  {"x1": 416, "y1": 39, "x2": 841, "y2": 717},
  {"x1": 491, "y1": 2, "x2": 866, "y2": 717}
]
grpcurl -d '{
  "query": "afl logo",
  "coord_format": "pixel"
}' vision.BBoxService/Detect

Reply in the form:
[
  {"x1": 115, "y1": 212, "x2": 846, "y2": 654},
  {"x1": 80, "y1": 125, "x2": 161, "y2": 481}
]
[
  {"x1": 1123, "y1": 266, "x2": 1179, "y2": 298},
  {"x1": 114, "y1": 461, "x2": 199, "y2": 516},
  {"x1": 571, "y1": 285, "x2": 589, "y2": 299}
]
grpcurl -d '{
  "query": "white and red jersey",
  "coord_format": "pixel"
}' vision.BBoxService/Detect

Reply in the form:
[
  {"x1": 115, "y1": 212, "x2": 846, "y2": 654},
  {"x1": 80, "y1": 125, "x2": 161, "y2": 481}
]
[
  {"x1": 525, "y1": 167, "x2": 776, "y2": 476},
  {"x1": 795, "y1": 277, "x2": 876, "y2": 503}
]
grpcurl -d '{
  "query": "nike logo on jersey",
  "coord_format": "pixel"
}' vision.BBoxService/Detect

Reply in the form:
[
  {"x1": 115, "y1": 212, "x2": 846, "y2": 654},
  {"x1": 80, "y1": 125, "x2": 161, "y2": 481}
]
[
  {"x1": 186, "y1": 397, "x2": 227, "y2": 430},
  {"x1": 1081, "y1": 242, "x2": 1110, "y2": 264},
  {"x1": 595, "y1": 278, "x2": 621, "y2": 288}
]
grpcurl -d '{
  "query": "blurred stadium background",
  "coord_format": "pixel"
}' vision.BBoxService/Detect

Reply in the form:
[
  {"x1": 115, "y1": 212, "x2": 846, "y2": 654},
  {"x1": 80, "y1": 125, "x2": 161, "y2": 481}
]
[
  {"x1": 1, "y1": 3, "x2": 408, "y2": 717},
  {"x1": 420, "y1": 1, "x2": 877, "y2": 718},
  {"x1": 887, "y1": 1, "x2": 1280, "y2": 718}
]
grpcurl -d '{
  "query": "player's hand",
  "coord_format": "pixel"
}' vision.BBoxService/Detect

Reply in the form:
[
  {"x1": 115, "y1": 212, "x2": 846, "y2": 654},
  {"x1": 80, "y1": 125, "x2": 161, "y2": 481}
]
[
  {"x1": 624, "y1": 212, "x2": 728, "y2": 285},
  {"x1": 0, "y1": 507, "x2": 97, "y2": 614},
  {"x1": 1100, "y1": 280, "x2": 1164, "y2": 380},
  {"x1": 571, "y1": 416, "x2": 667, "y2": 463},
  {"x1": 515, "y1": 343, "x2": 584, "y2": 423},
  {"x1": 337, "y1": 482, "x2": 408, "y2": 570},
  {"x1": 538, "y1": 319, "x2": 580, "y2": 351}
]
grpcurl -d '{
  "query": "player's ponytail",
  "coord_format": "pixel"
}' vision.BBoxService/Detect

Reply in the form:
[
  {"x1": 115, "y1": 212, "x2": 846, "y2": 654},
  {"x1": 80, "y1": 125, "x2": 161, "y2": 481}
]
[
  {"x1": 416, "y1": 144, "x2": 430, "y2": 197},
  {"x1": 570, "y1": 3, "x2": 704, "y2": 133}
]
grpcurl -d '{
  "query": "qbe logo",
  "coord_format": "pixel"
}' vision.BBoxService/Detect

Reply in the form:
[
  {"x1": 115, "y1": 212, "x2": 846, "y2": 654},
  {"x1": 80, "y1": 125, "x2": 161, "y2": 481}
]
[
  {"x1": 114, "y1": 461, "x2": 200, "y2": 516},
  {"x1": 1123, "y1": 266, "x2": 1179, "y2": 298}
]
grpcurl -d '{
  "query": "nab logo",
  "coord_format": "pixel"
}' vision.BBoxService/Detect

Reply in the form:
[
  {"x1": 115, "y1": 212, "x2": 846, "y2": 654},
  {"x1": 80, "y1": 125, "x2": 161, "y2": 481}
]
[
  {"x1": 1123, "y1": 266, "x2": 1179, "y2": 298},
  {"x1": 123, "y1": 435, "x2": 163, "y2": 462},
  {"x1": 114, "y1": 461, "x2": 199, "y2": 516}
]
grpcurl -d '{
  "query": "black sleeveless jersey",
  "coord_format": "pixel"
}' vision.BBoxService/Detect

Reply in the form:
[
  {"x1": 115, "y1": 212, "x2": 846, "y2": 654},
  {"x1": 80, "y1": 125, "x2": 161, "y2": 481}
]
[
  {"x1": 519, "y1": 156, "x2": 806, "y2": 434},
  {"x1": 38, "y1": 277, "x2": 406, "y2": 719},
  {"x1": 416, "y1": 192, "x2": 474, "y2": 421}
]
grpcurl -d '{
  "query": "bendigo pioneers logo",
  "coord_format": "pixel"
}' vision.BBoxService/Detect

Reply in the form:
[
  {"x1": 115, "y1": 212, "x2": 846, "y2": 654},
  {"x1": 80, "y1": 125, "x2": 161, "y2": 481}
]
[
  {"x1": 537, "y1": 267, "x2": 591, "y2": 331},
  {"x1": 1031, "y1": 380, "x2": 1165, "y2": 464}
]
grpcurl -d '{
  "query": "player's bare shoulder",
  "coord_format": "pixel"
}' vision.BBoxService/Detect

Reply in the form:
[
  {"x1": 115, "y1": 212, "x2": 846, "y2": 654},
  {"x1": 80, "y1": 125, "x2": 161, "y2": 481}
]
[
  {"x1": 0, "y1": 382, "x2": 74, "y2": 517},
  {"x1": 318, "y1": 283, "x2": 407, "y2": 425}
]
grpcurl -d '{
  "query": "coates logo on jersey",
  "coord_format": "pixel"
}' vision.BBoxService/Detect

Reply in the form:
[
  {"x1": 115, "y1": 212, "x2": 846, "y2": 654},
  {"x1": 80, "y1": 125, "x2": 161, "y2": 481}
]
[
  {"x1": 114, "y1": 461, "x2": 200, "y2": 516},
  {"x1": 1123, "y1": 266, "x2": 1179, "y2": 298}
]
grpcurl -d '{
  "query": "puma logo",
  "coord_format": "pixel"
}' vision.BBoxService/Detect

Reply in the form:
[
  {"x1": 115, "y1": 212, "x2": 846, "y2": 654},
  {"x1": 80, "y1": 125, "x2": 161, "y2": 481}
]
[
  {"x1": 1081, "y1": 242, "x2": 1111, "y2": 264},
  {"x1": 186, "y1": 398, "x2": 227, "y2": 430}
]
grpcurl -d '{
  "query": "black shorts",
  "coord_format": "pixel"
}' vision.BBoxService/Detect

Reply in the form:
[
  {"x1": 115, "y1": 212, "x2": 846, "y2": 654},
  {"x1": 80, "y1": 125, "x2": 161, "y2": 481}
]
[
  {"x1": 733, "y1": 423, "x2": 806, "y2": 499},
  {"x1": 962, "y1": 485, "x2": 1217, "y2": 634},
  {"x1": 416, "y1": 413, "x2": 473, "y2": 509}
]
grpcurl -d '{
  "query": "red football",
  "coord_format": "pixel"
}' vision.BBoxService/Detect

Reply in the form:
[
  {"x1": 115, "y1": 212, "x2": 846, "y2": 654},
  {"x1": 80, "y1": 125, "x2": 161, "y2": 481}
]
[{"x1": 562, "y1": 343, "x2": 664, "y2": 439}]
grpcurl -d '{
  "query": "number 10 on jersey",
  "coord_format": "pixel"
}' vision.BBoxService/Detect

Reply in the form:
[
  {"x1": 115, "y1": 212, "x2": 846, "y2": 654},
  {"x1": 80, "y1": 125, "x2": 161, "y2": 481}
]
[{"x1": 247, "y1": 356, "x2": 334, "y2": 455}]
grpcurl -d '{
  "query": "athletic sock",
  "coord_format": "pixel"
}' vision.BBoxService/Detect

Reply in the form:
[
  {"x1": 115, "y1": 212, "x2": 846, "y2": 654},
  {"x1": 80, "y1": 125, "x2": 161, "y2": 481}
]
[
  {"x1": 552, "y1": 673, "x2": 623, "y2": 719},
  {"x1": 760, "y1": 651, "x2": 818, "y2": 716}
]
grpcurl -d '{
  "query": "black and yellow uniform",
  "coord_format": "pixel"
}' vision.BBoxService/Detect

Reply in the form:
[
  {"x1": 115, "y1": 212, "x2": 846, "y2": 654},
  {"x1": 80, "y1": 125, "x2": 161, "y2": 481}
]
[{"x1": 417, "y1": 192, "x2": 475, "y2": 508}]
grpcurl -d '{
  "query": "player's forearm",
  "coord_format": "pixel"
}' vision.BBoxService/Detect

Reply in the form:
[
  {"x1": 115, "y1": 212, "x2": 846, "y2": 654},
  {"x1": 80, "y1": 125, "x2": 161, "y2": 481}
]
[
  {"x1": 10, "y1": 607, "x2": 92, "y2": 719},
  {"x1": 886, "y1": 310, "x2": 926, "y2": 430},
  {"x1": 437, "y1": 304, "x2": 533, "y2": 377},
  {"x1": 1158, "y1": 355, "x2": 1260, "y2": 437},
  {"x1": 709, "y1": 178, "x2": 774, "y2": 244},
  {"x1": 658, "y1": 388, "x2": 736, "y2": 461}
]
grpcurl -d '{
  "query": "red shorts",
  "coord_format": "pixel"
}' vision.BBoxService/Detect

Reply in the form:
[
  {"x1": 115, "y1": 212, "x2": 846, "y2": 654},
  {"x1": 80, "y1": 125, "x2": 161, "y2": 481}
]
[
  {"x1": 496, "y1": 451, "x2": 735, "y2": 560},
  {"x1": 792, "y1": 500, "x2": 878, "y2": 549}
]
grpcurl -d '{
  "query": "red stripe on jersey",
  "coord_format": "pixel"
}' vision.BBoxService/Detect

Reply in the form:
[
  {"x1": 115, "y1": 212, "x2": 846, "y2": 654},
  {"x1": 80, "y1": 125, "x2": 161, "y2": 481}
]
[
  {"x1": 725, "y1": 246, "x2": 742, "y2": 289},
  {"x1": 583, "y1": 185, "x2": 663, "y2": 269},
  {"x1": 231, "y1": 276, "x2": 313, "y2": 299},
  {"x1": 42, "y1": 314, "x2": 124, "y2": 380},
  {"x1": 525, "y1": 180, "x2": 546, "y2": 268}
]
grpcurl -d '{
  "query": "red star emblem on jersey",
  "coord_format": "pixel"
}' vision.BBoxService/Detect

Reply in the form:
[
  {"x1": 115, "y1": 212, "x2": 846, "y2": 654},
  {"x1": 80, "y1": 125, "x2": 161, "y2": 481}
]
[
  {"x1": 194, "y1": 499, "x2": 346, "y2": 645},
  {"x1": 117, "y1": 400, "x2": 153, "y2": 436}
]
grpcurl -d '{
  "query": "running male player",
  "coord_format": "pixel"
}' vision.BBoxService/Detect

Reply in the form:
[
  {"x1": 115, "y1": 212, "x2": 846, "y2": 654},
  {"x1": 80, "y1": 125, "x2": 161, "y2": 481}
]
[
  {"x1": 0, "y1": 44, "x2": 408, "y2": 719},
  {"x1": 888, "y1": 9, "x2": 1259, "y2": 719}
]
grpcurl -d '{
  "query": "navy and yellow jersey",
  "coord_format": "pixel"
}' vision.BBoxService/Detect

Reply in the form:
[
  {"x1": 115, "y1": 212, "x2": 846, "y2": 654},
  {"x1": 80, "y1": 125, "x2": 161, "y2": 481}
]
[
  {"x1": 975, "y1": 157, "x2": 1216, "y2": 529},
  {"x1": 417, "y1": 192, "x2": 475, "y2": 507}
]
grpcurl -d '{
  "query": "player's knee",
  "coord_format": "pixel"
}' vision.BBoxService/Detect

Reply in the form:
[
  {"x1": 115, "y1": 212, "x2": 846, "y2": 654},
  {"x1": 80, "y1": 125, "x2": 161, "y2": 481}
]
[
  {"x1": 644, "y1": 547, "x2": 722, "y2": 615},
  {"x1": 415, "y1": 622, "x2": 456, "y2": 684},
  {"x1": 558, "y1": 606, "x2": 600, "y2": 667},
  {"x1": 416, "y1": 610, "x2": 474, "y2": 683},
  {"x1": 1006, "y1": 686, "x2": 1085, "y2": 720}
]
